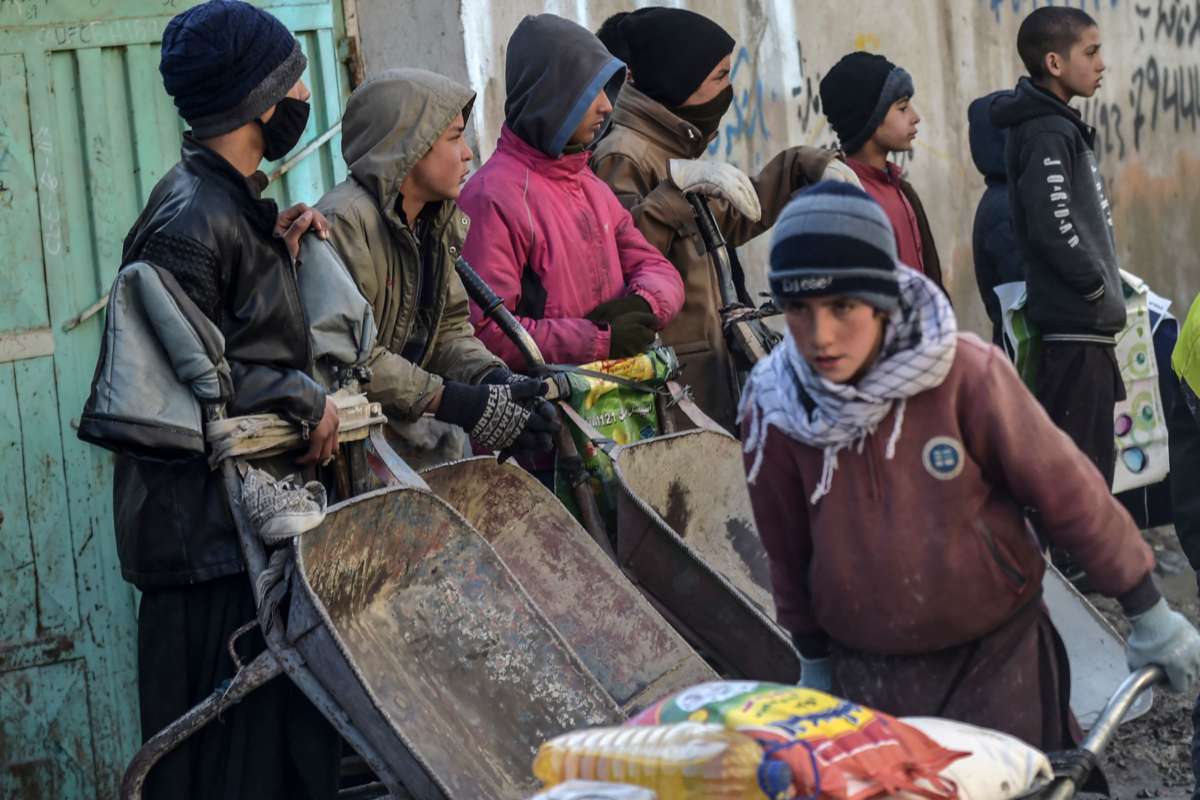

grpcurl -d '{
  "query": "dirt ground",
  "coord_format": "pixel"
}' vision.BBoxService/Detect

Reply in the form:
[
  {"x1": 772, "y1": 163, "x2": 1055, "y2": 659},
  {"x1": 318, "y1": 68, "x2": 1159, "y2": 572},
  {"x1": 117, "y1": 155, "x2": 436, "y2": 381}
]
[{"x1": 1084, "y1": 525, "x2": 1197, "y2": 800}]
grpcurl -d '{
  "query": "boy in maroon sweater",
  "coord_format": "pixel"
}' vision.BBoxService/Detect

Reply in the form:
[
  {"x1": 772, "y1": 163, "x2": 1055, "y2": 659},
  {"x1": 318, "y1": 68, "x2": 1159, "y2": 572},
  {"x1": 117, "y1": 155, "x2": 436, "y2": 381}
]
[
  {"x1": 820, "y1": 52, "x2": 944, "y2": 293},
  {"x1": 739, "y1": 182, "x2": 1200, "y2": 750}
]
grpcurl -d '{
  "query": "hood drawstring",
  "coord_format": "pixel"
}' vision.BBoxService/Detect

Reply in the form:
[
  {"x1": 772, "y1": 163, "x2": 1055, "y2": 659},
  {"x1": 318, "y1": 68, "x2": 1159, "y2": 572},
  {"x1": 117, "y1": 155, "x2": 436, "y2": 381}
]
[{"x1": 885, "y1": 397, "x2": 907, "y2": 460}]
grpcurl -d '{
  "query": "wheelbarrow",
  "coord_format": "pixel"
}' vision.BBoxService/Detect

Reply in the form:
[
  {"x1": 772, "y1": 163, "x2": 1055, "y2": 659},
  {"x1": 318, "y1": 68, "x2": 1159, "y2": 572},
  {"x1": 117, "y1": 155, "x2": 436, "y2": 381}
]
[
  {"x1": 122, "y1": 408, "x2": 629, "y2": 800},
  {"x1": 609, "y1": 421, "x2": 1155, "y2": 729},
  {"x1": 421, "y1": 456, "x2": 716, "y2": 713},
  {"x1": 603, "y1": 398, "x2": 798, "y2": 682},
  {"x1": 454, "y1": 257, "x2": 800, "y2": 683}
]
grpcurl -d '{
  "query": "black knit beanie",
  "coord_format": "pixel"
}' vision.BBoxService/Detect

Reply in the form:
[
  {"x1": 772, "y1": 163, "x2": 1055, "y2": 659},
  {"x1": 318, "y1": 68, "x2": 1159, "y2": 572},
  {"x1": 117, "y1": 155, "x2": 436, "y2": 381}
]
[
  {"x1": 160, "y1": 0, "x2": 307, "y2": 138},
  {"x1": 609, "y1": 8, "x2": 735, "y2": 107},
  {"x1": 819, "y1": 52, "x2": 914, "y2": 155}
]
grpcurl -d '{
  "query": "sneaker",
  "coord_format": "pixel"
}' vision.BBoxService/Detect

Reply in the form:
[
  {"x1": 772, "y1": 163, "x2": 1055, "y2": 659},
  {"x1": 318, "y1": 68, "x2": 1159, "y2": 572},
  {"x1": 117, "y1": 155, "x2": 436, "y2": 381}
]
[{"x1": 241, "y1": 466, "x2": 327, "y2": 540}]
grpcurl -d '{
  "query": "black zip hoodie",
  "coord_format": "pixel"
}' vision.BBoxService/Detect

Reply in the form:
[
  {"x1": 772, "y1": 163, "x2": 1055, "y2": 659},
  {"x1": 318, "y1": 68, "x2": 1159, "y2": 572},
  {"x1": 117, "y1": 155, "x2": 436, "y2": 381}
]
[
  {"x1": 990, "y1": 77, "x2": 1126, "y2": 341},
  {"x1": 969, "y1": 91, "x2": 1024, "y2": 342}
]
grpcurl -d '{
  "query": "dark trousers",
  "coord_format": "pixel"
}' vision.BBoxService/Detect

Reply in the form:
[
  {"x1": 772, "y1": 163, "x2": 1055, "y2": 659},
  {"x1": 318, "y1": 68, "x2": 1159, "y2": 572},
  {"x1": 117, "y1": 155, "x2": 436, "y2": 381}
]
[
  {"x1": 1193, "y1": 693, "x2": 1200, "y2": 800},
  {"x1": 138, "y1": 574, "x2": 340, "y2": 800},
  {"x1": 1171, "y1": 381, "x2": 1200, "y2": 798},
  {"x1": 1034, "y1": 341, "x2": 1126, "y2": 487},
  {"x1": 832, "y1": 601, "x2": 1078, "y2": 751}
]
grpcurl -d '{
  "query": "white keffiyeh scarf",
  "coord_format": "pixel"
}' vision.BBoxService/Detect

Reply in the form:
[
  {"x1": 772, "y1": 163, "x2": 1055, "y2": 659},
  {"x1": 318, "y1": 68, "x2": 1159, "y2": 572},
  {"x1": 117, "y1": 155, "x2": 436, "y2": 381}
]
[{"x1": 739, "y1": 267, "x2": 958, "y2": 504}]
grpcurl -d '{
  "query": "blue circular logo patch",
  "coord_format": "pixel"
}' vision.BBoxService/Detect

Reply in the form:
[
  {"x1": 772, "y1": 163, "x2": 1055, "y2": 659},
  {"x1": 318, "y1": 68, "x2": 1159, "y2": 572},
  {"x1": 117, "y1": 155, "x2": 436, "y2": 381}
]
[{"x1": 922, "y1": 436, "x2": 964, "y2": 480}]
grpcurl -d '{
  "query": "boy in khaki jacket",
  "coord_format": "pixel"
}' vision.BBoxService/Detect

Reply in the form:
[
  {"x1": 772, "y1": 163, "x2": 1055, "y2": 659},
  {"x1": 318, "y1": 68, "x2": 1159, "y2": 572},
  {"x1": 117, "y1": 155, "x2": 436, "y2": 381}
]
[{"x1": 318, "y1": 70, "x2": 557, "y2": 465}]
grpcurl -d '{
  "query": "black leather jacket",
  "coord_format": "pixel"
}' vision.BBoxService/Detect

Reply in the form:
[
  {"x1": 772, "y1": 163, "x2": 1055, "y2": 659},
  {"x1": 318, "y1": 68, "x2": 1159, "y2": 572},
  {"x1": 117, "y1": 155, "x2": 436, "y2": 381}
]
[{"x1": 113, "y1": 136, "x2": 326, "y2": 589}]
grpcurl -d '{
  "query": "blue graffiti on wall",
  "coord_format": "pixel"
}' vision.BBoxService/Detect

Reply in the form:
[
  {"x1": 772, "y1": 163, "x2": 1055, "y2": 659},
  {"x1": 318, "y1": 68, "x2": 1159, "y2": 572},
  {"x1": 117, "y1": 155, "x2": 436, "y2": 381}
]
[
  {"x1": 709, "y1": 46, "x2": 770, "y2": 159},
  {"x1": 987, "y1": 0, "x2": 1120, "y2": 23}
]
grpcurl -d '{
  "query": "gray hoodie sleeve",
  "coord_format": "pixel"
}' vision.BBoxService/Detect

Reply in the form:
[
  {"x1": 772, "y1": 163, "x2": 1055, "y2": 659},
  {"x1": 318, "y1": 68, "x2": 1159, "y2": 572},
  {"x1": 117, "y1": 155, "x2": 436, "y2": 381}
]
[{"x1": 1014, "y1": 132, "x2": 1106, "y2": 301}]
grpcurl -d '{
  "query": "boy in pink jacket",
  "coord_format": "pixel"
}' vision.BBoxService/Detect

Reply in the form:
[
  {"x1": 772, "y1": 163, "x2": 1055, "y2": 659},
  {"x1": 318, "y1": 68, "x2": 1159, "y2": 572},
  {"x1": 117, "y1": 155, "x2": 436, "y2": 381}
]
[{"x1": 459, "y1": 13, "x2": 684, "y2": 369}]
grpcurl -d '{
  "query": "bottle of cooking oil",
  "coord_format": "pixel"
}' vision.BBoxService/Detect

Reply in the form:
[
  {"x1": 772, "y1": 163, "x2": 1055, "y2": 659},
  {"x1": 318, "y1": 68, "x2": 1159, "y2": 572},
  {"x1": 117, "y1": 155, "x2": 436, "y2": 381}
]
[{"x1": 532, "y1": 722, "x2": 792, "y2": 800}]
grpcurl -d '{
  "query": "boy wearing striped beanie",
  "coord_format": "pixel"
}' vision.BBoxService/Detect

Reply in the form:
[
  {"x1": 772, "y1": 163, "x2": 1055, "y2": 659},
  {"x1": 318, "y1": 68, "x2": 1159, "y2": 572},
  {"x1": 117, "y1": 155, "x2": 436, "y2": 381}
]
[{"x1": 739, "y1": 182, "x2": 1199, "y2": 750}]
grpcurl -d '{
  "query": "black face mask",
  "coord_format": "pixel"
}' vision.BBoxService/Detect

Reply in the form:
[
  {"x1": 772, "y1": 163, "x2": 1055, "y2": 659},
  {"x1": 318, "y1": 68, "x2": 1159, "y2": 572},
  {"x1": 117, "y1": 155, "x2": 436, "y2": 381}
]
[
  {"x1": 672, "y1": 85, "x2": 734, "y2": 139},
  {"x1": 258, "y1": 97, "x2": 310, "y2": 161}
]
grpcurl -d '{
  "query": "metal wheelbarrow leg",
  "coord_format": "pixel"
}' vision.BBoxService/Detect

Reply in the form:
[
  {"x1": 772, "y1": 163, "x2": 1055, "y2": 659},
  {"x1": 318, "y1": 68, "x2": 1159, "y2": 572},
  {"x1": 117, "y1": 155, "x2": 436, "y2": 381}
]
[{"x1": 120, "y1": 649, "x2": 283, "y2": 799}]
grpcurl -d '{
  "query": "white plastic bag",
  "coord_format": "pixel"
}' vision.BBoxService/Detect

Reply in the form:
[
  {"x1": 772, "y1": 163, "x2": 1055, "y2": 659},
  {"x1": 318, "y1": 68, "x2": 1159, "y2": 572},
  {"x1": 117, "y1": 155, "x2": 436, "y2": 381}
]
[
  {"x1": 528, "y1": 781, "x2": 656, "y2": 799},
  {"x1": 898, "y1": 718, "x2": 1053, "y2": 800}
]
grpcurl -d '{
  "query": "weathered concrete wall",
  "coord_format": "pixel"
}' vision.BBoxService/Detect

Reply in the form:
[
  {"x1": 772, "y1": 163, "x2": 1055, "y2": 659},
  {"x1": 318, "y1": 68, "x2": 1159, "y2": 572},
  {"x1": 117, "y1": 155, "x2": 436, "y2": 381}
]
[{"x1": 357, "y1": 0, "x2": 1200, "y2": 335}]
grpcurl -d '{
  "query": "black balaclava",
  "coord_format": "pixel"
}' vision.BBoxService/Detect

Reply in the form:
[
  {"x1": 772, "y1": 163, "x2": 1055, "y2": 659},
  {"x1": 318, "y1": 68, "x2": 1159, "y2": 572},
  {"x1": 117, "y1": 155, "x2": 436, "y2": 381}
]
[
  {"x1": 614, "y1": 7, "x2": 734, "y2": 108},
  {"x1": 673, "y1": 85, "x2": 733, "y2": 139},
  {"x1": 258, "y1": 96, "x2": 310, "y2": 161}
]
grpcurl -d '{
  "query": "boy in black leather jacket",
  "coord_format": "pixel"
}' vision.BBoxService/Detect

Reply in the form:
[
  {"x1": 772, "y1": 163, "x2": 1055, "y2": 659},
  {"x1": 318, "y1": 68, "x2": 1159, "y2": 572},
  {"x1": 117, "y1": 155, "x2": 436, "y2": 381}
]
[{"x1": 94, "y1": 2, "x2": 340, "y2": 796}]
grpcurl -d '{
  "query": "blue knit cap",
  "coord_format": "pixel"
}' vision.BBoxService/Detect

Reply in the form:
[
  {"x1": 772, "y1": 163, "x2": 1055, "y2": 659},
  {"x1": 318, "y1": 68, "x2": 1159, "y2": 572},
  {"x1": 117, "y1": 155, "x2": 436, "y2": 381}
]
[
  {"x1": 768, "y1": 181, "x2": 901, "y2": 312},
  {"x1": 160, "y1": 0, "x2": 307, "y2": 138}
]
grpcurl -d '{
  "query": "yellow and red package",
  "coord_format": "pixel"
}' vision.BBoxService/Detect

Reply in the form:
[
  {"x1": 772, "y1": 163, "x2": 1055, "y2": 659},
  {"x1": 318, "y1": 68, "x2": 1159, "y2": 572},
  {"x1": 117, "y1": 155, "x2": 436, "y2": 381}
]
[{"x1": 631, "y1": 681, "x2": 969, "y2": 800}]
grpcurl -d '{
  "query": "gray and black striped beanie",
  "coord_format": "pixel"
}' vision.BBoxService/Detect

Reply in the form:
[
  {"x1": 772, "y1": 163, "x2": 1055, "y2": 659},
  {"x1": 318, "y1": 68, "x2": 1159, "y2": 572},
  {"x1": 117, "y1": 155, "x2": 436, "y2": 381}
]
[{"x1": 768, "y1": 181, "x2": 901, "y2": 312}]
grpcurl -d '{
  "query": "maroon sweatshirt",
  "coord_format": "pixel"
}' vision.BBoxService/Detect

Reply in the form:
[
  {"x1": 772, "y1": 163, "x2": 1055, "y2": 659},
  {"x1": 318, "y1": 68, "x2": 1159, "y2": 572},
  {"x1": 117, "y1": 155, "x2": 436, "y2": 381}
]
[{"x1": 743, "y1": 334, "x2": 1156, "y2": 656}]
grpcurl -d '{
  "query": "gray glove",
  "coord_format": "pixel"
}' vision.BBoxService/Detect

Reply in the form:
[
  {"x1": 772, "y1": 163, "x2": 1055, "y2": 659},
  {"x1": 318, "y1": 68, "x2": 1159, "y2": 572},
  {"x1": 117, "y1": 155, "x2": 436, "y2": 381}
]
[
  {"x1": 1126, "y1": 597, "x2": 1200, "y2": 694},
  {"x1": 668, "y1": 158, "x2": 762, "y2": 221},
  {"x1": 821, "y1": 158, "x2": 864, "y2": 189},
  {"x1": 798, "y1": 655, "x2": 834, "y2": 693}
]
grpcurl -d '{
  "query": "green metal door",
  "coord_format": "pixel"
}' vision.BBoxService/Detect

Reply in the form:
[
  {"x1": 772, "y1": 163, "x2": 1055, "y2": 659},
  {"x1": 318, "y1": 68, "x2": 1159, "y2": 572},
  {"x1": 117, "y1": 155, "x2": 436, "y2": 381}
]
[{"x1": 0, "y1": 2, "x2": 349, "y2": 797}]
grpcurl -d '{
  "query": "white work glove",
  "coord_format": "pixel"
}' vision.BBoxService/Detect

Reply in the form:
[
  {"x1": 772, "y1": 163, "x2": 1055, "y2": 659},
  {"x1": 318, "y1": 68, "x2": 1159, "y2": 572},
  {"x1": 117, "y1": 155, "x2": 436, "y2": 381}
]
[
  {"x1": 1125, "y1": 597, "x2": 1200, "y2": 695},
  {"x1": 798, "y1": 655, "x2": 834, "y2": 692},
  {"x1": 820, "y1": 158, "x2": 864, "y2": 189},
  {"x1": 668, "y1": 158, "x2": 762, "y2": 222}
]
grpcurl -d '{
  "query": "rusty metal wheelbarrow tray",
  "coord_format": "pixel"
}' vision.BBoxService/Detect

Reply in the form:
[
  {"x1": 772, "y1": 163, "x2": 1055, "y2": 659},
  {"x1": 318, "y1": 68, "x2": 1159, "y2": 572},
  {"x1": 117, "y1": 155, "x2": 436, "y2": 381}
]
[
  {"x1": 608, "y1": 423, "x2": 800, "y2": 682},
  {"x1": 286, "y1": 482, "x2": 624, "y2": 800},
  {"x1": 1043, "y1": 562, "x2": 1153, "y2": 727},
  {"x1": 421, "y1": 457, "x2": 716, "y2": 714}
]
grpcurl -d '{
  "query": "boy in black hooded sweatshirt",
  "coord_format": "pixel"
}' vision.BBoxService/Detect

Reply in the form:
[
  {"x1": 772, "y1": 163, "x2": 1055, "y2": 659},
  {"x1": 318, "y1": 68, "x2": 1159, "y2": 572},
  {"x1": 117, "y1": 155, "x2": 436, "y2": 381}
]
[{"x1": 991, "y1": 8, "x2": 1125, "y2": 494}]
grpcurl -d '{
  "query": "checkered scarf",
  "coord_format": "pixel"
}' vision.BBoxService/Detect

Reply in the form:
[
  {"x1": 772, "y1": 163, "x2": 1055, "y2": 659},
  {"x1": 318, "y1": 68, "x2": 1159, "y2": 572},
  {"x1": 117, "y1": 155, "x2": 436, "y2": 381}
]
[{"x1": 739, "y1": 267, "x2": 957, "y2": 504}]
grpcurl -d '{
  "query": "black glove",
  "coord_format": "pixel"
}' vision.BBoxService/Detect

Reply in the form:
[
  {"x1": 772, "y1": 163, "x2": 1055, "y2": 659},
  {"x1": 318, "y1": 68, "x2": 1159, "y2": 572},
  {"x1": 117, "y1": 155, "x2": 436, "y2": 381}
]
[
  {"x1": 435, "y1": 380, "x2": 551, "y2": 450},
  {"x1": 481, "y1": 367, "x2": 517, "y2": 385},
  {"x1": 500, "y1": 398, "x2": 560, "y2": 461},
  {"x1": 586, "y1": 294, "x2": 652, "y2": 324},
  {"x1": 607, "y1": 311, "x2": 658, "y2": 358}
]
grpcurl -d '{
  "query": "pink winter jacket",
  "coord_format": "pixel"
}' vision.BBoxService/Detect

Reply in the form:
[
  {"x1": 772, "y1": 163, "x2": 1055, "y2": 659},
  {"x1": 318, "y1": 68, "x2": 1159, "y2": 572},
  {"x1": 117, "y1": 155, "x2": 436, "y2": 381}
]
[{"x1": 459, "y1": 126, "x2": 684, "y2": 369}]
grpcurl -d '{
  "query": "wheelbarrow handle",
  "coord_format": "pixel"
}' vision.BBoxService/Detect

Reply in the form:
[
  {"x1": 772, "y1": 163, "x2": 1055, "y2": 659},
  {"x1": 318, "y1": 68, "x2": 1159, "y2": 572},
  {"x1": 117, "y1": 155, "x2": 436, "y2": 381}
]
[
  {"x1": 454, "y1": 256, "x2": 548, "y2": 372},
  {"x1": 684, "y1": 192, "x2": 740, "y2": 310},
  {"x1": 1041, "y1": 665, "x2": 1165, "y2": 800},
  {"x1": 1079, "y1": 665, "x2": 1164, "y2": 756},
  {"x1": 452, "y1": 256, "x2": 613, "y2": 554}
]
